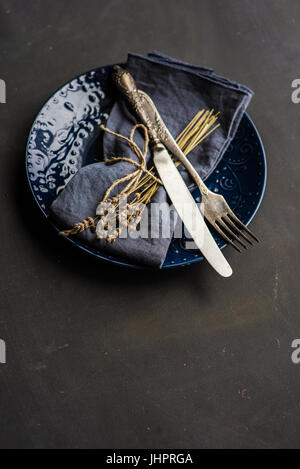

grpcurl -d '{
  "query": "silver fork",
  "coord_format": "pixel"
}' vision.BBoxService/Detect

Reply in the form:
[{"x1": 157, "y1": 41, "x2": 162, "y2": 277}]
[
  {"x1": 162, "y1": 129, "x2": 260, "y2": 252},
  {"x1": 112, "y1": 66, "x2": 259, "y2": 252}
]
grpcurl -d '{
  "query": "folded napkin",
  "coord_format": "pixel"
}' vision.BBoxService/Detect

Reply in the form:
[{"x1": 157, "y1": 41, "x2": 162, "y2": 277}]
[{"x1": 50, "y1": 52, "x2": 253, "y2": 267}]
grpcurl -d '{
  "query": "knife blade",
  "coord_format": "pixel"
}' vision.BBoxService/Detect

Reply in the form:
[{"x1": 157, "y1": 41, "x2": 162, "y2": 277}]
[{"x1": 153, "y1": 142, "x2": 232, "y2": 277}]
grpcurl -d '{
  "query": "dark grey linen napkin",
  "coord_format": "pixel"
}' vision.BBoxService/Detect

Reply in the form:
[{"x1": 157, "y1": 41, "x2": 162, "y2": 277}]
[{"x1": 50, "y1": 52, "x2": 253, "y2": 268}]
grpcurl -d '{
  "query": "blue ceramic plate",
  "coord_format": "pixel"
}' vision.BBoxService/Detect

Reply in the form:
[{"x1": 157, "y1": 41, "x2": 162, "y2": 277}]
[{"x1": 26, "y1": 65, "x2": 267, "y2": 269}]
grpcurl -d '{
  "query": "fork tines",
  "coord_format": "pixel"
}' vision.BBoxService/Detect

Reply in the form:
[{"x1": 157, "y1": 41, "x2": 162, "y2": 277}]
[{"x1": 214, "y1": 212, "x2": 259, "y2": 253}]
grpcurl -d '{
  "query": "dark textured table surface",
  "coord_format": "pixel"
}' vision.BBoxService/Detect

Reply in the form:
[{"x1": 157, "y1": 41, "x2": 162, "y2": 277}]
[{"x1": 0, "y1": 0, "x2": 300, "y2": 449}]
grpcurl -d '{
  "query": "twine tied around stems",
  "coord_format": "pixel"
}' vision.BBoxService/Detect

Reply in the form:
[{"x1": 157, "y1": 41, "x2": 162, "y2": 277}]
[
  {"x1": 59, "y1": 123, "x2": 160, "y2": 238},
  {"x1": 59, "y1": 109, "x2": 220, "y2": 241}
]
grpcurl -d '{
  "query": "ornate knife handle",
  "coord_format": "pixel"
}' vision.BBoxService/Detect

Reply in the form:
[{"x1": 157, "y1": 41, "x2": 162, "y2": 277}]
[
  {"x1": 112, "y1": 65, "x2": 138, "y2": 96},
  {"x1": 112, "y1": 66, "x2": 161, "y2": 145}
]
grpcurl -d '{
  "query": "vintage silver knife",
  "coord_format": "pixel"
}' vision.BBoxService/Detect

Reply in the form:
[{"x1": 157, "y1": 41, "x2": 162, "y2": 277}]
[{"x1": 112, "y1": 66, "x2": 233, "y2": 277}]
